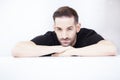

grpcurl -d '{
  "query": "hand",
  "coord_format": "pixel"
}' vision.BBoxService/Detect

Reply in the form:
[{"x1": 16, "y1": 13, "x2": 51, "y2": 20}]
[
  {"x1": 54, "y1": 46, "x2": 73, "y2": 54},
  {"x1": 51, "y1": 52, "x2": 72, "y2": 57},
  {"x1": 52, "y1": 46, "x2": 76, "y2": 57}
]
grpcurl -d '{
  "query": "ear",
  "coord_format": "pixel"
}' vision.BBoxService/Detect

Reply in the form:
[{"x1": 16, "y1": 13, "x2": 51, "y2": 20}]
[{"x1": 76, "y1": 23, "x2": 81, "y2": 33}]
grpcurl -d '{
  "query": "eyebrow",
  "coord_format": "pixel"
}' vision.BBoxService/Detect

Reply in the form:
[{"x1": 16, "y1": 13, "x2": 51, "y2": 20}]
[
  {"x1": 67, "y1": 26, "x2": 73, "y2": 28},
  {"x1": 55, "y1": 26, "x2": 60, "y2": 28},
  {"x1": 55, "y1": 26, "x2": 73, "y2": 28}
]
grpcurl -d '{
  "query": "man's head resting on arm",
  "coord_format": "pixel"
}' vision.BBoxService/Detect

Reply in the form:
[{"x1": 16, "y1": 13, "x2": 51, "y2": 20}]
[
  {"x1": 12, "y1": 6, "x2": 117, "y2": 57},
  {"x1": 53, "y1": 6, "x2": 81, "y2": 47}
]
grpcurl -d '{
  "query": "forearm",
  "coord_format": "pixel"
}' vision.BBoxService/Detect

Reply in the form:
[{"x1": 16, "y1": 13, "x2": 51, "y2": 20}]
[
  {"x1": 12, "y1": 41, "x2": 67, "y2": 57},
  {"x1": 74, "y1": 43, "x2": 116, "y2": 56},
  {"x1": 59, "y1": 40, "x2": 117, "y2": 57},
  {"x1": 12, "y1": 46, "x2": 56, "y2": 57}
]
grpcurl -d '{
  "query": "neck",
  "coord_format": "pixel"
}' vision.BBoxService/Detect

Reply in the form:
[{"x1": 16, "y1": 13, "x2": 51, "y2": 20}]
[{"x1": 71, "y1": 36, "x2": 77, "y2": 47}]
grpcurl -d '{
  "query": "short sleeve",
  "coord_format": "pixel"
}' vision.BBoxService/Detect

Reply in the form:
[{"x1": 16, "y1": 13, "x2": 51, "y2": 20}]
[
  {"x1": 31, "y1": 31, "x2": 55, "y2": 46},
  {"x1": 84, "y1": 29, "x2": 104, "y2": 45},
  {"x1": 75, "y1": 28, "x2": 104, "y2": 48}
]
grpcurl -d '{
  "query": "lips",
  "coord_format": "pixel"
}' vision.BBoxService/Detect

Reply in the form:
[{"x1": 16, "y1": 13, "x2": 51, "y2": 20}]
[
  {"x1": 60, "y1": 39, "x2": 71, "y2": 47},
  {"x1": 61, "y1": 40, "x2": 70, "y2": 44}
]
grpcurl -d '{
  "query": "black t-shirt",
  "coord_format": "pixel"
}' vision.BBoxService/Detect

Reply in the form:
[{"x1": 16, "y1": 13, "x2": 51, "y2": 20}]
[{"x1": 31, "y1": 28, "x2": 104, "y2": 56}]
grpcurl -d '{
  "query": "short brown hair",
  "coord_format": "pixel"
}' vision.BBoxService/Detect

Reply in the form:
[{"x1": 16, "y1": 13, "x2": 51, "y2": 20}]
[{"x1": 53, "y1": 6, "x2": 79, "y2": 23}]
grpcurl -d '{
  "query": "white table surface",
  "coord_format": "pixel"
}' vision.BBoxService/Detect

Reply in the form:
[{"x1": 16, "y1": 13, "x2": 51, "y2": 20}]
[{"x1": 0, "y1": 56, "x2": 120, "y2": 80}]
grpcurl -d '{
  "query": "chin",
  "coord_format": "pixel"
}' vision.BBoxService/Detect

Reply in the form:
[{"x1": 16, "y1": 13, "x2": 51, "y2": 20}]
[{"x1": 62, "y1": 44, "x2": 70, "y2": 47}]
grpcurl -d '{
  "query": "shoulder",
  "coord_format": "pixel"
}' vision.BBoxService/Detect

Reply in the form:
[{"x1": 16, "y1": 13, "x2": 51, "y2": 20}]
[
  {"x1": 31, "y1": 31, "x2": 57, "y2": 45},
  {"x1": 77, "y1": 28, "x2": 98, "y2": 38},
  {"x1": 78, "y1": 28, "x2": 97, "y2": 35},
  {"x1": 44, "y1": 31, "x2": 55, "y2": 35},
  {"x1": 76, "y1": 28, "x2": 104, "y2": 46},
  {"x1": 34, "y1": 31, "x2": 55, "y2": 39}
]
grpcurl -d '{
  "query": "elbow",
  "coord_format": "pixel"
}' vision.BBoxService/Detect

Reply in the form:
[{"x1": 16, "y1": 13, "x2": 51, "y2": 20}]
[
  {"x1": 107, "y1": 52, "x2": 117, "y2": 56},
  {"x1": 106, "y1": 44, "x2": 117, "y2": 56},
  {"x1": 98, "y1": 40, "x2": 117, "y2": 56},
  {"x1": 11, "y1": 42, "x2": 25, "y2": 58},
  {"x1": 11, "y1": 47, "x2": 21, "y2": 58},
  {"x1": 109, "y1": 48, "x2": 117, "y2": 56},
  {"x1": 11, "y1": 41, "x2": 37, "y2": 57}
]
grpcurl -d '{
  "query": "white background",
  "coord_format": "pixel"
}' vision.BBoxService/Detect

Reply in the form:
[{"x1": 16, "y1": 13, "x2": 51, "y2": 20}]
[
  {"x1": 0, "y1": 57, "x2": 120, "y2": 80},
  {"x1": 0, "y1": 0, "x2": 120, "y2": 56}
]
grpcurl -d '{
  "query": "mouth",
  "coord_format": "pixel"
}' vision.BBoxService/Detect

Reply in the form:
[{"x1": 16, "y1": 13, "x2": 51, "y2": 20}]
[
  {"x1": 61, "y1": 40, "x2": 69, "y2": 43},
  {"x1": 60, "y1": 39, "x2": 71, "y2": 46}
]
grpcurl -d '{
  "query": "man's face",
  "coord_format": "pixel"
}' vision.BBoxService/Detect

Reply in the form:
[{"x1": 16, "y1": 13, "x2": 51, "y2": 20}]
[{"x1": 54, "y1": 16, "x2": 80, "y2": 47}]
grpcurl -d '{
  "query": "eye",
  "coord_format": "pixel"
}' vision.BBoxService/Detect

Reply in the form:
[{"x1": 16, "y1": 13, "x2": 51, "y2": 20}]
[
  {"x1": 67, "y1": 26, "x2": 73, "y2": 31},
  {"x1": 56, "y1": 27, "x2": 62, "y2": 31}
]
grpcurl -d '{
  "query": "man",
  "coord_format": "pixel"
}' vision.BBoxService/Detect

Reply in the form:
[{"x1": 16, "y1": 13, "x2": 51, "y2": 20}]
[{"x1": 12, "y1": 6, "x2": 117, "y2": 57}]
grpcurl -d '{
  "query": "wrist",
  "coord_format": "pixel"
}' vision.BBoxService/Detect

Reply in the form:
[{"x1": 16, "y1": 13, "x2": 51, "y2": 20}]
[
  {"x1": 51, "y1": 46, "x2": 63, "y2": 53},
  {"x1": 52, "y1": 46, "x2": 72, "y2": 53}
]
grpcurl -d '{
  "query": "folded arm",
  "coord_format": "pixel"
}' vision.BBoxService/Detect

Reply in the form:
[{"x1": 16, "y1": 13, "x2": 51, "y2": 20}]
[
  {"x1": 53, "y1": 40, "x2": 117, "y2": 57},
  {"x1": 12, "y1": 41, "x2": 72, "y2": 57}
]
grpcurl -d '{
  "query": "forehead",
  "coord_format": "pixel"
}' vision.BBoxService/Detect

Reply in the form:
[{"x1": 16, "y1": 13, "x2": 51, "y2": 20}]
[{"x1": 54, "y1": 16, "x2": 75, "y2": 28}]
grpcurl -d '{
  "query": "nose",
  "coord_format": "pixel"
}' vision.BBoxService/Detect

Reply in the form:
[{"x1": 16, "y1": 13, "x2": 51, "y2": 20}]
[{"x1": 61, "y1": 31, "x2": 68, "y2": 39}]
